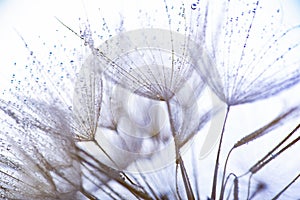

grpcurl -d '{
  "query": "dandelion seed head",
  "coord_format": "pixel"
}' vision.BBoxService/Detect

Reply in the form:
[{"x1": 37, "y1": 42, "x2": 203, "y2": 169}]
[
  {"x1": 75, "y1": 16, "x2": 224, "y2": 173},
  {"x1": 193, "y1": 0, "x2": 300, "y2": 105},
  {"x1": 0, "y1": 101, "x2": 81, "y2": 199},
  {"x1": 1, "y1": 0, "x2": 300, "y2": 199}
]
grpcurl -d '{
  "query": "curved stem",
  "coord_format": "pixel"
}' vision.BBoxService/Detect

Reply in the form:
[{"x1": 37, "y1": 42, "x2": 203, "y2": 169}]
[
  {"x1": 246, "y1": 173, "x2": 253, "y2": 200},
  {"x1": 80, "y1": 186, "x2": 98, "y2": 200},
  {"x1": 219, "y1": 147, "x2": 234, "y2": 199},
  {"x1": 211, "y1": 105, "x2": 230, "y2": 200},
  {"x1": 222, "y1": 173, "x2": 240, "y2": 200}
]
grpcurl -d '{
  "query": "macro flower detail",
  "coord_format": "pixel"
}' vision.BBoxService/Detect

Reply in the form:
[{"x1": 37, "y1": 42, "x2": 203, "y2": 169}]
[
  {"x1": 76, "y1": 25, "x2": 219, "y2": 199},
  {"x1": 193, "y1": 0, "x2": 300, "y2": 105},
  {"x1": 190, "y1": 0, "x2": 300, "y2": 199},
  {"x1": 73, "y1": 57, "x2": 103, "y2": 141},
  {"x1": 1, "y1": 0, "x2": 300, "y2": 199},
  {"x1": 0, "y1": 101, "x2": 81, "y2": 199}
]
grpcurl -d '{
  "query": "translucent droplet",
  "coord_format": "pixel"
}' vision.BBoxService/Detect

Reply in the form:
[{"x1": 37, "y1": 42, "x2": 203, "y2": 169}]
[{"x1": 191, "y1": 3, "x2": 197, "y2": 10}]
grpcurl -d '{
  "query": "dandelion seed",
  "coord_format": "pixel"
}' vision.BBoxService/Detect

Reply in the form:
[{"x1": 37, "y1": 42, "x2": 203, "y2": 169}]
[
  {"x1": 193, "y1": 0, "x2": 300, "y2": 105},
  {"x1": 0, "y1": 101, "x2": 82, "y2": 199},
  {"x1": 74, "y1": 2, "x2": 218, "y2": 199},
  {"x1": 1, "y1": 0, "x2": 300, "y2": 199},
  {"x1": 191, "y1": 0, "x2": 300, "y2": 198}
]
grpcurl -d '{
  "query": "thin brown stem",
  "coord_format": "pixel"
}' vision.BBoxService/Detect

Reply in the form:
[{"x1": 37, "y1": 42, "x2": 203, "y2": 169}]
[
  {"x1": 80, "y1": 187, "x2": 98, "y2": 200},
  {"x1": 246, "y1": 174, "x2": 253, "y2": 200},
  {"x1": 272, "y1": 173, "x2": 300, "y2": 199},
  {"x1": 249, "y1": 124, "x2": 300, "y2": 174},
  {"x1": 166, "y1": 100, "x2": 195, "y2": 200},
  {"x1": 93, "y1": 139, "x2": 120, "y2": 169},
  {"x1": 219, "y1": 147, "x2": 234, "y2": 199},
  {"x1": 211, "y1": 105, "x2": 230, "y2": 200},
  {"x1": 76, "y1": 147, "x2": 152, "y2": 200}
]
